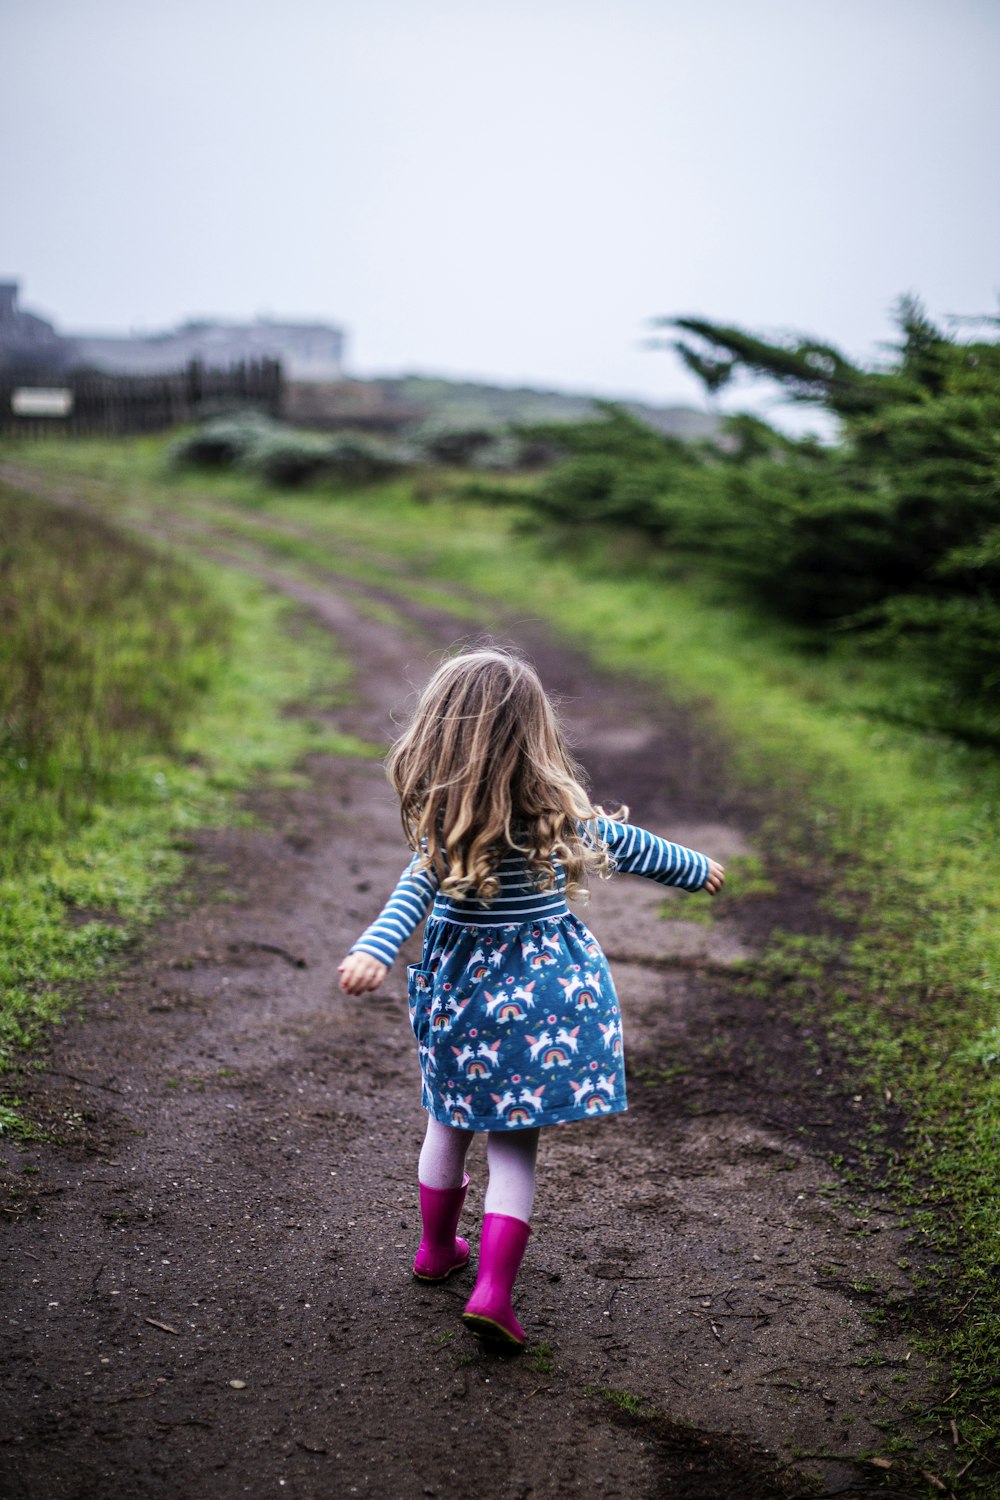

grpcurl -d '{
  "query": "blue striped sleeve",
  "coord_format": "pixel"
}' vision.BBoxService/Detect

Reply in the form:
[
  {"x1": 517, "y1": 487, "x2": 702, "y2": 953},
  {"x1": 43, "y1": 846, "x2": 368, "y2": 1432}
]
[
  {"x1": 349, "y1": 856, "x2": 440, "y2": 966},
  {"x1": 591, "y1": 816, "x2": 710, "y2": 892}
]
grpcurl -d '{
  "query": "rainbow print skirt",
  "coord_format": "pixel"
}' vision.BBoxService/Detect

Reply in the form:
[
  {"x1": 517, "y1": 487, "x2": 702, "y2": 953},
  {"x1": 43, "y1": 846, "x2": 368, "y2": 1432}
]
[{"x1": 407, "y1": 911, "x2": 626, "y2": 1131}]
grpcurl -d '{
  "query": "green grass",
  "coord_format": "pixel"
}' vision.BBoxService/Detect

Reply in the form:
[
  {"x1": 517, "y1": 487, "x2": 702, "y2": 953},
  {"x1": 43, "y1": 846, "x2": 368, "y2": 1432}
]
[
  {"x1": 1, "y1": 481, "x2": 230, "y2": 873},
  {"x1": 0, "y1": 461, "x2": 380, "y2": 1118},
  {"x1": 587, "y1": 1384, "x2": 655, "y2": 1419},
  {"x1": 528, "y1": 1339, "x2": 556, "y2": 1374},
  {"x1": 6, "y1": 433, "x2": 1000, "y2": 1489}
]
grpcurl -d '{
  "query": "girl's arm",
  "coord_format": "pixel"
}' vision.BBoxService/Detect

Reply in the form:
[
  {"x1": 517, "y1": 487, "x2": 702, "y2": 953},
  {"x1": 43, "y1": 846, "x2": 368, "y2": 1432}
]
[
  {"x1": 591, "y1": 816, "x2": 724, "y2": 894},
  {"x1": 338, "y1": 855, "x2": 440, "y2": 993}
]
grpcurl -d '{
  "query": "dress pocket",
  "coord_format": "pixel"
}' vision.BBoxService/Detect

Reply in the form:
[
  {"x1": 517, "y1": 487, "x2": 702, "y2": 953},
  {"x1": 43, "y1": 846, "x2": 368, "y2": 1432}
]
[{"x1": 406, "y1": 964, "x2": 435, "y2": 1047}]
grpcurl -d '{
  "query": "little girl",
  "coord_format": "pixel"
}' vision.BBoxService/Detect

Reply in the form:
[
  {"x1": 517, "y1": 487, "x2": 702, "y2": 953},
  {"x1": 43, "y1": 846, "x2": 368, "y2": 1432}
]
[{"x1": 339, "y1": 646, "x2": 724, "y2": 1348}]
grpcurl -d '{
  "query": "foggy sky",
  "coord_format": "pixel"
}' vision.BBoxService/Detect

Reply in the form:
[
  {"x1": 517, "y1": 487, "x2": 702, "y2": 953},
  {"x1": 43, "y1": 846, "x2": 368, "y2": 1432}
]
[{"x1": 3, "y1": 0, "x2": 998, "y2": 423}]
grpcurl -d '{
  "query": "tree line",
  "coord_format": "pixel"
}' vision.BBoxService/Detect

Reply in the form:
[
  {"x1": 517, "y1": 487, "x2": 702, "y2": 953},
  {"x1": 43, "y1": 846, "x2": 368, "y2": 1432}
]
[{"x1": 513, "y1": 298, "x2": 999, "y2": 747}]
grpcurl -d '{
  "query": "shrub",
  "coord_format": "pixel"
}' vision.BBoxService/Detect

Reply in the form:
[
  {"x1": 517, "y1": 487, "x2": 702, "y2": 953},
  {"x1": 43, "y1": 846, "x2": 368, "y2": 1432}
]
[
  {"x1": 243, "y1": 429, "x2": 334, "y2": 487},
  {"x1": 319, "y1": 435, "x2": 410, "y2": 484},
  {"x1": 409, "y1": 421, "x2": 498, "y2": 467},
  {"x1": 170, "y1": 413, "x2": 277, "y2": 469},
  {"x1": 468, "y1": 433, "x2": 528, "y2": 472},
  {"x1": 171, "y1": 416, "x2": 410, "y2": 487},
  {"x1": 524, "y1": 304, "x2": 1000, "y2": 745}
]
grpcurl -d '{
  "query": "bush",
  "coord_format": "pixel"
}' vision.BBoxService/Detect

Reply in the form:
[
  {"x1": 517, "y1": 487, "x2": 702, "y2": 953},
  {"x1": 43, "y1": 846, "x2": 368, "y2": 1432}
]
[
  {"x1": 320, "y1": 435, "x2": 410, "y2": 484},
  {"x1": 524, "y1": 305, "x2": 1000, "y2": 745},
  {"x1": 855, "y1": 591, "x2": 1000, "y2": 744},
  {"x1": 171, "y1": 416, "x2": 411, "y2": 488},
  {"x1": 170, "y1": 413, "x2": 277, "y2": 469},
  {"x1": 244, "y1": 429, "x2": 334, "y2": 487},
  {"x1": 409, "y1": 420, "x2": 498, "y2": 467},
  {"x1": 468, "y1": 433, "x2": 528, "y2": 472}
]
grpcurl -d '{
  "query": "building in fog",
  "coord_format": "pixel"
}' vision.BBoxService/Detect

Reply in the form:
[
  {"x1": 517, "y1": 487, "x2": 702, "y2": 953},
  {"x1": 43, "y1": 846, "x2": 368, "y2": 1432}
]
[
  {"x1": 74, "y1": 315, "x2": 346, "y2": 379},
  {"x1": 0, "y1": 280, "x2": 346, "y2": 379},
  {"x1": 0, "y1": 281, "x2": 74, "y2": 373}
]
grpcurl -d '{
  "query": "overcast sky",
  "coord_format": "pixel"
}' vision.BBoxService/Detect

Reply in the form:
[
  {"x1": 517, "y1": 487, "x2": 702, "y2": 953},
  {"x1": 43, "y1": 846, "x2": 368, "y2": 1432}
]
[{"x1": 3, "y1": 0, "x2": 998, "y2": 424}]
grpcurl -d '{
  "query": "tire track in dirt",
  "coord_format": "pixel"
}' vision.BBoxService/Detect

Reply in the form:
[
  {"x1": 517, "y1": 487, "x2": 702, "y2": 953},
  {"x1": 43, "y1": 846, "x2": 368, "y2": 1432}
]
[{"x1": 1, "y1": 481, "x2": 940, "y2": 1498}]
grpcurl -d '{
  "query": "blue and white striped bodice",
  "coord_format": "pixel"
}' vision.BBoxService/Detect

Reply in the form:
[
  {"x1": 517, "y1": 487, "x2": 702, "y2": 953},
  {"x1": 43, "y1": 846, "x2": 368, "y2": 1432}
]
[
  {"x1": 431, "y1": 849, "x2": 570, "y2": 927},
  {"x1": 350, "y1": 818, "x2": 711, "y2": 968}
]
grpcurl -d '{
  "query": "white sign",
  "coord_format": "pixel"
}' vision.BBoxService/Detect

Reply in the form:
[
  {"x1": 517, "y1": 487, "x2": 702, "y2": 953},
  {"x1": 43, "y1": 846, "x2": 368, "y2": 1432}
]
[{"x1": 11, "y1": 387, "x2": 75, "y2": 417}]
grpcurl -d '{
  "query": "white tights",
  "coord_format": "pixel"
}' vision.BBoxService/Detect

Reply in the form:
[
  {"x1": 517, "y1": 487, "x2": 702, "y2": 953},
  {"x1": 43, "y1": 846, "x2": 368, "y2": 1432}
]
[{"x1": 417, "y1": 1114, "x2": 539, "y2": 1223}]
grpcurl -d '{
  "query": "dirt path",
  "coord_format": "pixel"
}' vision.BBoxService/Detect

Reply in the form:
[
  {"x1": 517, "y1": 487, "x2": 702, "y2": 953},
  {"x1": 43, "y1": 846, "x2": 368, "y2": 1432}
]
[{"x1": 1, "y1": 484, "x2": 940, "y2": 1498}]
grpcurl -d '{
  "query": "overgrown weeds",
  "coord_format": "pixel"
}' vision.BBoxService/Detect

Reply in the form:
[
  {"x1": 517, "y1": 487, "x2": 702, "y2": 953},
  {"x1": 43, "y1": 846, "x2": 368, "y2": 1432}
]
[
  {"x1": 0, "y1": 471, "x2": 369, "y2": 1103},
  {"x1": 0, "y1": 481, "x2": 230, "y2": 877}
]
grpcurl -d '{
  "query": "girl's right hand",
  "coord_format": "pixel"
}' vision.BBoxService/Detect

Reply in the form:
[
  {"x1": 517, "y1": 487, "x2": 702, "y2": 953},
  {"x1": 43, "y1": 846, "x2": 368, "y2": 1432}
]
[
  {"x1": 703, "y1": 859, "x2": 725, "y2": 896},
  {"x1": 338, "y1": 952, "x2": 388, "y2": 995}
]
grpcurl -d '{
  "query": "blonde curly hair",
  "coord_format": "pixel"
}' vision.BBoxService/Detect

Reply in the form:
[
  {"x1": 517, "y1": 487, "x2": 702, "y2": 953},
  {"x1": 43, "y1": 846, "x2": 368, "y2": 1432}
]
[{"x1": 386, "y1": 646, "x2": 617, "y2": 902}]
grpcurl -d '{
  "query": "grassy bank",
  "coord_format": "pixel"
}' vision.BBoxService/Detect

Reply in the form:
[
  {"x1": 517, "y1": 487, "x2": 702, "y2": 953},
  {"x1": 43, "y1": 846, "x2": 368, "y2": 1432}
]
[
  {"x1": 0, "y1": 467, "x2": 377, "y2": 1130},
  {"x1": 6, "y1": 434, "x2": 1000, "y2": 1487}
]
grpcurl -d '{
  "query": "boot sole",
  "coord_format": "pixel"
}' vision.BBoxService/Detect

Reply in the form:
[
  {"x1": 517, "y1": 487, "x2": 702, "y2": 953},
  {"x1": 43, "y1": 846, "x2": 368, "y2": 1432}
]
[
  {"x1": 412, "y1": 1255, "x2": 470, "y2": 1283},
  {"x1": 460, "y1": 1311, "x2": 525, "y2": 1349}
]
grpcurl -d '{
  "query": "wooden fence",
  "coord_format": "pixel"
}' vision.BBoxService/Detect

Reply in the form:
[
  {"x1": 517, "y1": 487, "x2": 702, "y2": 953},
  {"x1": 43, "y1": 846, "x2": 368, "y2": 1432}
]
[{"x1": 0, "y1": 359, "x2": 283, "y2": 438}]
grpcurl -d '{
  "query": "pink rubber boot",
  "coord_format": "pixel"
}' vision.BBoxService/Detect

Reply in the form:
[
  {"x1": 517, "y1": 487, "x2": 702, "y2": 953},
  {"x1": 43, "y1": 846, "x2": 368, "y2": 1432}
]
[
  {"x1": 461, "y1": 1213, "x2": 532, "y2": 1348},
  {"x1": 412, "y1": 1175, "x2": 470, "y2": 1281}
]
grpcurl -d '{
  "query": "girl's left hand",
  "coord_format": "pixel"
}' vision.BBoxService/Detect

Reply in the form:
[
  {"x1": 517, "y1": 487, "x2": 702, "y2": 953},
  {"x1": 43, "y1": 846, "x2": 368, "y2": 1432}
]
[
  {"x1": 339, "y1": 952, "x2": 388, "y2": 994},
  {"x1": 703, "y1": 859, "x2": 725, "y2": 896}
]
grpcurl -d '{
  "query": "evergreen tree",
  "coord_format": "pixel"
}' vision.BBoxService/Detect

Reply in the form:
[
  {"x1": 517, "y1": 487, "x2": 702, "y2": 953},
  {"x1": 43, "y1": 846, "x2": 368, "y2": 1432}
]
[{"x1": 529, "y1": 299, "x2": 1000, "y2": 743}]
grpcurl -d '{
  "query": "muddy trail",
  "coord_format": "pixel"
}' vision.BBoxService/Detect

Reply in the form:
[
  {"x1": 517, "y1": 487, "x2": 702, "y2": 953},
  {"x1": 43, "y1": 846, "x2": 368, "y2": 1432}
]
[{"x1": 1, "y1": 483, "x2": 943, "y2": 1499}]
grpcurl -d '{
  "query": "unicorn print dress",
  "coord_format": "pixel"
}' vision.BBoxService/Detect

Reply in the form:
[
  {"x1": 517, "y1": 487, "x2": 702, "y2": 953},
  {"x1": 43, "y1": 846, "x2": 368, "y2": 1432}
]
[{"x1": 349, "y1": 818, "x2": 712, "y2": 1132}]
